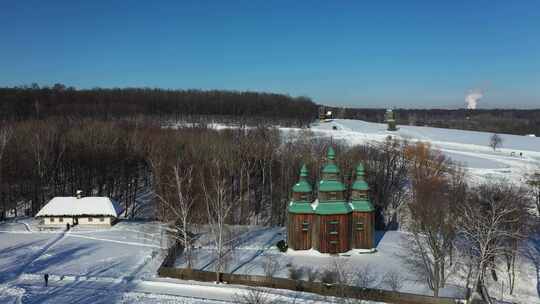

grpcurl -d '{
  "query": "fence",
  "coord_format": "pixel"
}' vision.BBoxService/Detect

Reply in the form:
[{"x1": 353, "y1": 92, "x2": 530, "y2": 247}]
[{"x1": 158, "y1": 267, "x2": 462, "y2": 304}]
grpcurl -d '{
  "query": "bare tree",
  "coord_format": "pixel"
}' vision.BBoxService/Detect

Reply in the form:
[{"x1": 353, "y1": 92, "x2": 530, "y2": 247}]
[
  {"x1": 489, "y1": 134, "x2": 503, "y2": 151},
  {"x1": 353, "y1": 265, "x2": 379, "y2": 289},
  {"x1": 234, "y1": 287, "x2": 271, "y2": 304},
  {"x1": 360, "y1": 137, "x2": 409, "y2": 229},
  {"x1": 0, "y1": 125, "x2": 13, "y2": 220},
  {"x1": 526, "y1": 170, "x2": 540, "y2": 215},
  {"x1": 262, "y1": 254, "x2": 280, "y2": 278},
  {"x1": 404, "y1": 142, "x2": 460, "y2": 297},
  {"x1": 381, "y1": 270, "x2": 405, "y2": 292},
  {"x1": 202, "y1": 159, "x2": 234, "y2": 282},
  {"x1": 457, "y1": 183, "x2": 530, "y2": 303},
  {"x1": 155, "y1": 163, "x2": 196, "y2": 268}
]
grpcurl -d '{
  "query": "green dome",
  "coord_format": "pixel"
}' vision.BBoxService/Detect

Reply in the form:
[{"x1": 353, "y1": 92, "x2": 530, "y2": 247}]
[
  {"x1": 352, "y1": 180, "x2": 369, "y2": 191},
  {"x1": 326, "y1": 146, "x2": 336, "y2": 160},
  {"x1": 322, "y1": 163, "x2": 340, "y2": 175},
  {"x1": 356, "y1": 164, "x2": 365, "y2": 176},
  {"x1": 352, "y1": 163, "x2": 369, "y2": 190},
  {"x1": 319, "y1": 179, "x2": 346, "y2": 192},
  {"x1": 300, "y1": 164, "x2": 308, "y2": 177},
  {"x1": 293, "y1": 164, "x2": 312, "y2": 193},
  {"x1": 293, "y1": 180, "x2": 312, "y2": 193}
]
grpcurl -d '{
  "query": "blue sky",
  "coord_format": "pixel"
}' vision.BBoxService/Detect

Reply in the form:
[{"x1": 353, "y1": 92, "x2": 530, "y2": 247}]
[{"x1": 1, "y1": 1, "x2": 538, "y2": 108}]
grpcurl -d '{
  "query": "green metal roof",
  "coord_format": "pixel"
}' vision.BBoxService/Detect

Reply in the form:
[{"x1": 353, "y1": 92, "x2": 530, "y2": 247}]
[
  {"x1": 292, "y1": 180, "x2": 312, "y2": 193},
  {"x1": 288, "y1": 202, "x2": 314, "y2": 214},
  {"x1": 356, "y1": 164, "x2": 365, "y2": 176},
  {"x1": 300, "y1": 164, "x2": 309, "y2": 177},
  {"x1": 327, "y1": 146, "x2": 336, "y2": 160},
  {"x1": 292, "y1": 164, "x2": 312, "y2": 193},
  {"x1": 350, "y1": 200, "x2": 375, "y2": 212},
  {"x1": 319, "y1": 179, "x2": 346, "y2": 192},
  {"x1": 322, "y1": 163, "x2": 340, "y2": 174},
  {"x1": 313, "y1": 201, "x2": 352, "y2": 215},
  {"x1": 352, "y1": 180, "x2": 369, "y2": 191}
]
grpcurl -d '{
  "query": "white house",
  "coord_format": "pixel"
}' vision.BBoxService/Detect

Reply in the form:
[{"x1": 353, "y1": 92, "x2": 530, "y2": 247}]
[{"x1": 36, "y1": 195, "x2": 120, "y2": 227}]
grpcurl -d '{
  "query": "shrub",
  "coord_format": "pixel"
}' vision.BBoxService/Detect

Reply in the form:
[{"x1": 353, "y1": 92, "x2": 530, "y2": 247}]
[
  {"x1": 288, "y1": 266, "x2": 304, "y2": 280},
  {"x1": 276, "y1": 240, "x2": 288, "y2": 252},
  {"x1": 262, "y1": 254, "x2": 280, "y2": 278},
  {"x1": 320, "y1": 269, "x2": 338, "y2": 284},
  {"x1": 305, "y1": 267, "x2": 319, "y2": 282}
]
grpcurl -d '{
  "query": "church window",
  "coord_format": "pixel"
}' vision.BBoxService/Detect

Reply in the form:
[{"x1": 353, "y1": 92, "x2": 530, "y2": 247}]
[
  {"x1": 329, "y1": 220, "x2": 339, "y2": 235},
  {"x1": 328, "y1": 192, "x2": 338, "y2": 200},
  {"x1": 301, "y1": 221, "x2": 310, "y2": 231},
  {"x1": 356, "y1": 220, "x2": 364, "y2": 231}
]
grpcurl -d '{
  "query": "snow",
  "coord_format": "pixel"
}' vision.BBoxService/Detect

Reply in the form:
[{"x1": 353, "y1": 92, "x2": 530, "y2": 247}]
[
  {"x1": 304, "y1": 119, "x2": 540, "y2": 184},
  {"x1": 36, "y1": 197, "x2": 120, "y2": 218},
  {"x1": 1, "y1": 220, "x2": 385, "y2": 303},
  {"x1": 173, "y1": 225, "x2": 540, "y2": 303}
]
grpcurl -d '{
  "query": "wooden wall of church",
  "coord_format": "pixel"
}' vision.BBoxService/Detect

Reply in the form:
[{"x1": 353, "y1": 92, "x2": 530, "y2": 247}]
[
  {"x1": 351, "y1": 211, "x2": 374, "y2": 249},
  {"x1": 315, "y1": 214, "x2": 350, "y2": 253},
  {"x1": 287, "y1": 213, "x2": 314, "y2": 250}
]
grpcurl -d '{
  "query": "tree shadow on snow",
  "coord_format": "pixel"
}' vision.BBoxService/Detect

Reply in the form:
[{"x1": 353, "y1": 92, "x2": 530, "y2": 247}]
[
  {"x1": 523, "y1": 228, "x2": 540, "y2": 299},
  {"x1": 24, "y1": 243, "x2": 95, "y2": 275},
  {"x1": 0, "y1": 239, "x2": 50, "y2": 283},
  {"x1": 374, "y1": 230, "x2": 386, "y2": 248}
]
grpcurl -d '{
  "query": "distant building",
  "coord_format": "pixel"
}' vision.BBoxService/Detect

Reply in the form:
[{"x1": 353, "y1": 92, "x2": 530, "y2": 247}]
[
  {"x1": 36, "y1": 193, "x2": 119, "y2": 227},
  {"x1": 318, "y1": 106, "x2": 333, "y2": 122},
  {"x1": 385, "y1": 109, "x2": 397, "y2": 131},
  {"x1": 287, "y1": 147, "x2": 375, "y2": 254}
]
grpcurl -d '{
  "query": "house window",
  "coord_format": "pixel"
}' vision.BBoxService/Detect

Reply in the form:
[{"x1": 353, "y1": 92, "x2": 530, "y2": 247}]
[
  {"x1": 356, "y1": 220, "x2": 364, "y2": 231},
  {"x1": 59, "y1": 218, "x2": 63, "y2": 223},
  {"x1": 100, "y1": 217, "x2": 105, "y2": 222},
  {"x1": 328, "y1": 220, "x2": 339, "y2": 235},
  {"x1": 88, "y1": 217, "x2": 93, "y2": 222},
  {"x1": 301, "y1": 221, "x2": 309, "y2": 231},
  {"x1": 50, "y1": 218, "x2": 55, "y2": 223}
]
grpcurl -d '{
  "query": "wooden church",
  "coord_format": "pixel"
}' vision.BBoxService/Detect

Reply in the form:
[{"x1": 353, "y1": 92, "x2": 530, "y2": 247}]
[{"x1": 287, "y1": 147, "x2": 375, "y2": 254}]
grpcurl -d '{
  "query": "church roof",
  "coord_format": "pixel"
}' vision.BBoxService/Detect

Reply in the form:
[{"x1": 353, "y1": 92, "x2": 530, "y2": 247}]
[
  {"x1": 326, "y1": 146, "x2": 336, "y2": 160},
  {"x1": 352, "y1": 180, "x2": 369, "y2": 191},
  {"x1": 313, "y1": 201, "x2": 352, "y2": 215},
  {"x1": 292, "y1": 164, "x2": 312, "y2": 193},
  {"x1": 352, "y1": 163, "x2": 369, "y2": 190},
  {"x1": 349, "y1": 200, "x2": 375, "y2": 212},
  {"x1": 292, "y1": 180, "x2": 312, "y2": 193},
  {"x1": 322, "y1": 163, "x2": 340, "y2": 174},
  {"x1": 319, "y1": 179, "x2": 346, "y2": 192},
  {"x1": 288, "y1": 202, "x2": 314, "y2": 214}
]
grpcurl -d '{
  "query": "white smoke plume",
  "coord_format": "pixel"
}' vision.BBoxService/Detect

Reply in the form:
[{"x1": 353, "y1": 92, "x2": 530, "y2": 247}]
[{"x1": 465, "y1": 89, "x2": 483, "y2": 110}]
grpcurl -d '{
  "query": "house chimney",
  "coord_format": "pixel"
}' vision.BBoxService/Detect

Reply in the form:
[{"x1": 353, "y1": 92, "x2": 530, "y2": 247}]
[{"x1": 76, "y1": 190, "x2": 83, "y2": 199}]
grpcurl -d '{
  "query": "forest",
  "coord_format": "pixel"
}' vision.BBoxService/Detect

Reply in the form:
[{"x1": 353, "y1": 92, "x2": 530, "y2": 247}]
[
  {"x1": 327, "y1": 107, "x2": 540, "y2": 136},
  {"x1": 0, "y1": 84, "x2": 317, "y2": 127}
]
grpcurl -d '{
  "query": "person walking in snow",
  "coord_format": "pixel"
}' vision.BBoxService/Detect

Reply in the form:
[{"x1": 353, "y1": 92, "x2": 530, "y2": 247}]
[{"x1": 44, "y1": 273, "x2": 49, "y2": 287}]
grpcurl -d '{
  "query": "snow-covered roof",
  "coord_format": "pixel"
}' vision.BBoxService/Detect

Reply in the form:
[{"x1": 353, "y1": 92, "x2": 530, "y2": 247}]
[{"x1": 36, "y1": 197, "x2": 119, "y2": 218}]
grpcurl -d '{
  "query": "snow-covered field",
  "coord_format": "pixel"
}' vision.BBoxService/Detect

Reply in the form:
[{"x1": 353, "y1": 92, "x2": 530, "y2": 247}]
[
  {"x1": 0, "y1": 219, "x2": 381, "y2": 303},
  {"x1": 175, "y1": 225, "x2": 539, "y2": 303},
  {"x1": 175, "y1": 227, "x2": 464, "y2": 297},
  {"x1": 305, "y1": 119, "x2": 540, "y2": 184}
]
